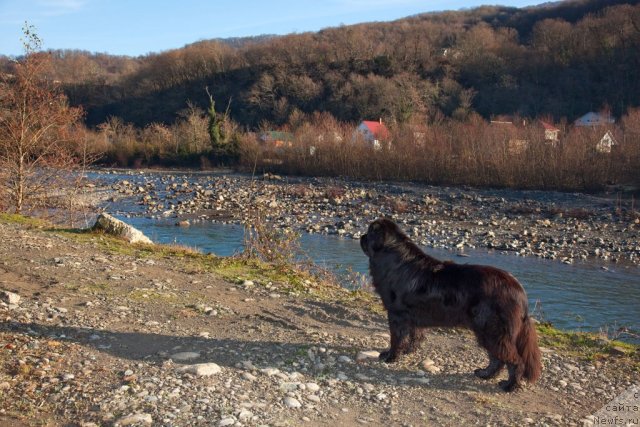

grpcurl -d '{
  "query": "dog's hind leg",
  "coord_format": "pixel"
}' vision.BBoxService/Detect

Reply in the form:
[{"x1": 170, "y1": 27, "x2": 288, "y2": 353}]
[
  {"x1": 474, "y1": 354, "x2": 505, "y2": 379},
  {"x1": 499, "y1": 362, "x2": 524, "y2": 392},
  {"x1": 379, "y1": 310, "x2": 411, "y2": 363}
]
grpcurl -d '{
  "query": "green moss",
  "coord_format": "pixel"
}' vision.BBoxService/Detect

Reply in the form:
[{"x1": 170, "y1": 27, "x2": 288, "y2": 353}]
[
  {"x1": 536, "y1": 323, "x2": 639, "y2": 364},
  {"x1": 0, "y1": 213, "x2": 48, "y2": 227}
]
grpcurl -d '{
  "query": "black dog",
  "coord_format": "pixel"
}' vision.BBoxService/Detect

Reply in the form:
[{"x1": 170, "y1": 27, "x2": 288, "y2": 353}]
[{"x1": 360, "y1": 218, "x2": 541, "y2": 392}]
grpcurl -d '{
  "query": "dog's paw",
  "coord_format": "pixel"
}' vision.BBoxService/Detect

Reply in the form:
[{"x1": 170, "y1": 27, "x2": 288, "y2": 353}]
[
  {"x1": 378, "y1": 350, "x2": 398, "y2": 363},
  {"x1": 474, "y1": 368, "x2": 493, "y2": 379},
  {"x1": 498, "y1": 380, "x2": 522, "y2": 393}
]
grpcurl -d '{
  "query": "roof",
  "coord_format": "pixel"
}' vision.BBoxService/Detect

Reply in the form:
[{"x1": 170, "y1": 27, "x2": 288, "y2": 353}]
[
  {"x1": 541, "y1": 121, "x2": 559, "y2": 131},
  {"x1": 261, "y1": 131, "x2": 294, "y2": 141},
  {"x1": 360, "y1": 120, "x2": 390, "y2": 139},
  {"x1": 575, "y1": 112, "x2": 615, "y2": 127}
]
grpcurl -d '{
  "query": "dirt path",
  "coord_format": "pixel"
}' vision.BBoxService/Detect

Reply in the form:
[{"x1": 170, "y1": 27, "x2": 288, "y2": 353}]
[{"x1": 0, "y1": 219, "x2": 637, "y2": 426}]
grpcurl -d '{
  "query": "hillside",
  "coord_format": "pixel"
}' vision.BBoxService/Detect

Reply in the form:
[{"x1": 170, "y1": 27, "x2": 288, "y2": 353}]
[{"x1": 3, "y1": 0, "x2": 639, "y2": 129}]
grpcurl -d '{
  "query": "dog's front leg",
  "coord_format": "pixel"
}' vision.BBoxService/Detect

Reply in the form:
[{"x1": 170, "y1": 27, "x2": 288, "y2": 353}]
[
  {"x1": 380, "y1": 310, "x2": 411, "y2": 363},
  {"x1": 404, "y1": 326, "x2": 425, "y2": 355}
]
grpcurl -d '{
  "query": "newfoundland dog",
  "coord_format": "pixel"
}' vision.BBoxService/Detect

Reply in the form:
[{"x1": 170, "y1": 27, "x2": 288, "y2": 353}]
[{"x1": 360, "y1": 218, "x2": 541, "y2": 392}]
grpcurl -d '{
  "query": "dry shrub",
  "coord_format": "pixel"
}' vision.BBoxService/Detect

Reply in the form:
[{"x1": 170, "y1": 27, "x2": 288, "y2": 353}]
[
  {"x1": 390, "y1": 198, "x2": 410, "y2": 214},
  {"x1": 242, "y1": 208, "x2": 301, "y2": 266},
  {"x1": 547, "y1": 207, "x2": 592, "y2": 220},
  {"x1": 324, "y1": 186, "x2": 345, "y2": 200},
  {"x1": 284, "y1": 184, "x2": 312, "y2": 198}
]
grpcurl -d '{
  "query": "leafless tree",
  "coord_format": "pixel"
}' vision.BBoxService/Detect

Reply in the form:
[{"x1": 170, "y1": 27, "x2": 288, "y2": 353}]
[{"x1": 0, "y1": 23, "x2": 84, "y2": 213}]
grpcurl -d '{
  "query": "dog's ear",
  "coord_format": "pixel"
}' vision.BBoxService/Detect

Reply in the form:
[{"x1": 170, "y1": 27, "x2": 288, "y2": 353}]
[{"x1": 367, "y1": 222, "x2": 385, "y2": 252}]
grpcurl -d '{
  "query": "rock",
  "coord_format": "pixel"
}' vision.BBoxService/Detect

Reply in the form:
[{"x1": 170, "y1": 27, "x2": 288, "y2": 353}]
[
  {"x1": 91, "y1": 213, "x2": 153, "y2": 245},
  {"x1": 284, "y1": 396, "x2": 302, "y2": 409},
  {"x1": 260, "y1": 367, "x2": 280, "y2": 376},
  {"x1": 0, "y1": 290, "x2": 20, "y2": 305},
  {"x1": 115, "y1": 413, "x2": 153, "y2": 426},
  {"x1": 422, "y1": 359, "x2": 441, "y2": 374},
  {"x1": 177, "y1": 363, "x2": 221, "y2": 377},
  {"x1": 422, "y1": 358, "x2": 435, "y2": 367},
  {"x1": 305, "y1": 382, "x2": 320, "y2": 392},
  {"x1": 280, "y1": 382, "x2": 299, "y2": 392},
  {"x1": 356, "y1": 350, "x2": 380, "y2": 362},
  {"x1": 218, "y1": 417, "x2": 235, "y2": 426},
  {"x1": 306, "y1": 394, "x2": 321, "y2": 403},
  {"x1": 0, "y1": 381, "x2": 10, "y2": 391},
  {"x1": 242, "y1": 372, "x2": 257, "y2": 381},
  {"x1": 238, "y1": 410, "x2": 253, "y2": 421},
  {"x1": 170, "y1": 352, "x2": 201, "y2": 362},
  {"x1": 176, "y1": 220, "x2": 190, "y2": 227}
]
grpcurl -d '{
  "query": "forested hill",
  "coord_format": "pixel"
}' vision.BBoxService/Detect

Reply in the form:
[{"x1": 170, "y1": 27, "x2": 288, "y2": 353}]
[{"x1": 5, "y1": 0, "x2": 639, "y2": 129}]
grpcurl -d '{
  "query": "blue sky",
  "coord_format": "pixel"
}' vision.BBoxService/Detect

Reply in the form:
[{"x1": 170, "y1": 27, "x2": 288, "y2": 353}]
[{"x1": 0, "y1": 0, "x2": 546, "y2": 57}]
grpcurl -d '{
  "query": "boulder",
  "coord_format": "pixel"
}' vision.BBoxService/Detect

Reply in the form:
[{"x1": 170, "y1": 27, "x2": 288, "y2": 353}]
[
  {"x1": 1, "y1": 290, "x2": 20, "y2": 305},
  {"x1": 177, "y1": 362, "x2": 221, "y2": 377},
  {"x1": 91, "y1": 213, "x2": 153, "y2": 245}
]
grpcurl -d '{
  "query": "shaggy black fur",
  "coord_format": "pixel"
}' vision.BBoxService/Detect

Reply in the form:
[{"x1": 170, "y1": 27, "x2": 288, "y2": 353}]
[{"x1": 360, "y1": 218, "x2": 542, "y2": 392}]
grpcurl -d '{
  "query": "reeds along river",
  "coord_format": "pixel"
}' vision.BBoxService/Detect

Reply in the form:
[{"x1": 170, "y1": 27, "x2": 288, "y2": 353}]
[{"x1": 118, "y1": 215, "x2": 640, "y2": 342}]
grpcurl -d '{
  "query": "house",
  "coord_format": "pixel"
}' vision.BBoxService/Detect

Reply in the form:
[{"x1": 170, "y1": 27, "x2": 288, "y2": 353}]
[
  {"x1": 355, "y1": 120, "x2": 391, "y2": 150},
  {"x1": 596, "y1": 130, "x2": 618, "y2": 154},
  {"x1": 489, "y1": 117, "x2": 529, "y2": 154},
  {"x1": 260, "y1": 131, "x2": 294, "y2": 149},
  {"x1": 541, "y1": 121, "x2": 560, "y2": 142},
  {"x1": 574, "y1": 112, "x2": 615, "y2": 127}
]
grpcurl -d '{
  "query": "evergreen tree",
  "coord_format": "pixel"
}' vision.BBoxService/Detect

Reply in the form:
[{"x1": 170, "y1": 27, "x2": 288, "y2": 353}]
[{"x1": 206, "y1": 87, "x2": 225, "y2": 151}]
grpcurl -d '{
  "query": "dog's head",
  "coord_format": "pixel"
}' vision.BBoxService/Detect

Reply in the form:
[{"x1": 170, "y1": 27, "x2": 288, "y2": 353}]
[{"x1": 360, "y1": 218, "x2": 405, "y2": 257}]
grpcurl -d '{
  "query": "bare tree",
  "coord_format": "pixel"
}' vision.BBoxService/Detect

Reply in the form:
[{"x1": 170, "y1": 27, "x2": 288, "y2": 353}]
[{"x1": 0, "y1": 23, "x2": 84, "y2": 213}]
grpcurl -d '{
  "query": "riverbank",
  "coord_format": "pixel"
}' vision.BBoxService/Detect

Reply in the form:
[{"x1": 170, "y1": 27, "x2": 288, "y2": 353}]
[
  {"x1": 0, "y1": 215, "x2": 638, "y2": 426},
  {"x1": 96, "y1": 170, "x2": 640, "y2": 266}
]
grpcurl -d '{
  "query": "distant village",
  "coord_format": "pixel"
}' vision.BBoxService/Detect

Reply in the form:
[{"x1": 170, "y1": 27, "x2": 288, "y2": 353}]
[{"x1": 258, "y1": 111, "x2": 620, "y2": 156}]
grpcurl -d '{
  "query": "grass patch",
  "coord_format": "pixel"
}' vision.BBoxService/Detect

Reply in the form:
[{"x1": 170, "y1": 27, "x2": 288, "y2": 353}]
[
  {"x1": 0, "y1": 213, "x2": 48, "y2": 228},
  {"x1": 537, "y1": 323, "x2": 639, "y2": 365}
]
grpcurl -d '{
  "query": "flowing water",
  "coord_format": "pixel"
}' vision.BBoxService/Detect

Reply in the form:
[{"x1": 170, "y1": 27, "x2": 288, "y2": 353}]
[{"x1": 119, "y1": 215, "x2": 640, "y2": 339}]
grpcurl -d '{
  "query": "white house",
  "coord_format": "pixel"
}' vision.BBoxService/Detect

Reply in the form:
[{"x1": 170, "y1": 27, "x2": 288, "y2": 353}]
[{"x1": 596, "y1": 130, "x2": 618, "y2": 154}]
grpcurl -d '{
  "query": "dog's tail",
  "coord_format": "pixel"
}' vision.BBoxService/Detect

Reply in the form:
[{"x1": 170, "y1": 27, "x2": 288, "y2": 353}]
[{"x1": 516, "y1": 314, "x2": 542, "y2": 383}]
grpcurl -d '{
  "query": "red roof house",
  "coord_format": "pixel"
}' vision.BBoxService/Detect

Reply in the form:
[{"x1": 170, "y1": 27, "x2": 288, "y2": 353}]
[
  {"x1": 541, "y1": 121, "x2": 560, "y2": 142},
  {"x1": 355, "y1": 120, "x2": 391, "y2": 149}
]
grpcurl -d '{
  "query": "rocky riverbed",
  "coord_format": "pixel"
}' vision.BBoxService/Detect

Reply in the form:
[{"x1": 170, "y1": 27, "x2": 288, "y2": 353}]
[
  {"x1": 98, "y1": 170, "x2": 640, "y2": 266},
  {"x1": 1, "y1": 215, "x2": 638, "y2": 426}
]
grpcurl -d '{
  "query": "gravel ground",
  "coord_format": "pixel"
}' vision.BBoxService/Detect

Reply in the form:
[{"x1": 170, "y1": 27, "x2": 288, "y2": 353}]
[{"x1": 0, "y1": 218, "x2": 638, "y2": 426}]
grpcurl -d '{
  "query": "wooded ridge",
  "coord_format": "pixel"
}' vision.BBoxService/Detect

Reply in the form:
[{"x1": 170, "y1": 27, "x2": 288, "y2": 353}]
[{"x1": 2, "y1": 0, "x2": 639, "y2": 129}]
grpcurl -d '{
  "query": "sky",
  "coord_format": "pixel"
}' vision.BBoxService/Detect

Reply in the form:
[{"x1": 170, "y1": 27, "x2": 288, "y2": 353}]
[{"x1": 0, "y1": 0, "x2": 548, "y2": 57}]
